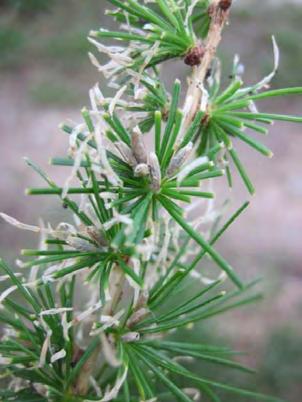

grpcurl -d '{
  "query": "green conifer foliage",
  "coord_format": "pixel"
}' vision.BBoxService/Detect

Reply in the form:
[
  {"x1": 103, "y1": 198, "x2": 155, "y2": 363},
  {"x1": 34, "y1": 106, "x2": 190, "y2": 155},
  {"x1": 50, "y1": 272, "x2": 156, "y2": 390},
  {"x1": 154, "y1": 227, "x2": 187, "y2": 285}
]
[{"x1": 1, "y1": 1, "x2": 301, "y2": 401}]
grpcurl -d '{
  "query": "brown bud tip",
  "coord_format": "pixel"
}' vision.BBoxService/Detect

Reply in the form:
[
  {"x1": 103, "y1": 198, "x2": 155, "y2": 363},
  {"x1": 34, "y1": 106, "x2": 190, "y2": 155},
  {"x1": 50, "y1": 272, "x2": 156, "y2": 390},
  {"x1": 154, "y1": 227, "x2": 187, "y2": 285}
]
[
  {"x1": 184, "y1": 44, "x2": 205, "y2": 67},
  {"x1": 219, "y1": 0, "x2": 232, "y2": 11}
]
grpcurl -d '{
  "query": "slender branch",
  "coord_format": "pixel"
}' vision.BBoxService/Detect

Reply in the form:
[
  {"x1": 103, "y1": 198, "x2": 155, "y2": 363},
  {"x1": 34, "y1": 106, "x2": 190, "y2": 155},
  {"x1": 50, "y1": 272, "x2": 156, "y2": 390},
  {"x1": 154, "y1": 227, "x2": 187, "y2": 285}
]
[
  {"x1": 103, "y1": 265, "x2": 126, "y2": 315},
  {"x1": 74, "y1": 265, "x2": 126, "y2": 394},
  {"x1": 183, "y1": 0, "x2": 232, "y2": 130},
  {"x1": 73, "y1": 345, "x2": 101, "y2": 396}
]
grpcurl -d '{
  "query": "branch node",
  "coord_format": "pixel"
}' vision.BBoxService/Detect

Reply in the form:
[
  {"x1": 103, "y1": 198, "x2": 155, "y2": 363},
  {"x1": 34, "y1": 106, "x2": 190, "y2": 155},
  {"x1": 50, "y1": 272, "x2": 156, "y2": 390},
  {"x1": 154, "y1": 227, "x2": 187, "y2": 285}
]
[
  {"x1": 184, "y1": 43, "x2": 206, "y2": 67},
  {"x1": 219, "y1": 0, "x2": 232, "y2": 12}
]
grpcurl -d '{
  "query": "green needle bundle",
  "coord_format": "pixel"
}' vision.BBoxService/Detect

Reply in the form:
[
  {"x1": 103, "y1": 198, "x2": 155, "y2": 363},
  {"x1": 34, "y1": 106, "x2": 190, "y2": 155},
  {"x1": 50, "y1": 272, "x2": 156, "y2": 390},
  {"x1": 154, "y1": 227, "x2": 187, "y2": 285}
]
[{"x1": 1, "y1": 1, "x2": 301, "y2": 401}]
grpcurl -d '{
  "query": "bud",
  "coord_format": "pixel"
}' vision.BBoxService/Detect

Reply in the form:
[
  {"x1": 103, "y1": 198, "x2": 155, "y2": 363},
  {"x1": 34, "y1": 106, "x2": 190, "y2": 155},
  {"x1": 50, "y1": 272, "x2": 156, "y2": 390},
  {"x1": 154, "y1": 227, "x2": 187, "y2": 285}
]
[
  {"x1": 127, "y1": 308, "x2": 150, "y2": 327},
  {"x1": 114, "y1": 141, "x2": 137, "y2": 167},
  {"x1": 134, "y1": 163, "x2": 149, "y2": 177},
  {"x1": 149, "y1": 152, "x2": 161, "y2": 191},
  {"x1": 85, "y1": 226, "x2": 108, "y2": 247},
  {"x1": 121, "y1": 332, "x2": 140, "y2": 343},
  {"x1": 184, "y1": 43, "x2": 205, "y2": 67},
  {"x1": 219, "y1": 0, "x2": 232, "y2": 11},
  {"x1": 167, "y1": 142, "x2": 193, "y2": 178},
  {"x1": 67, "y1": 236, "x2": 98, "y2": 252},
  {"x1": 136, "y1": 289, "x2": 149, "y2": 307},
  {"x1": 131, "y1": 126, "x2": 148, "y2": 164}
]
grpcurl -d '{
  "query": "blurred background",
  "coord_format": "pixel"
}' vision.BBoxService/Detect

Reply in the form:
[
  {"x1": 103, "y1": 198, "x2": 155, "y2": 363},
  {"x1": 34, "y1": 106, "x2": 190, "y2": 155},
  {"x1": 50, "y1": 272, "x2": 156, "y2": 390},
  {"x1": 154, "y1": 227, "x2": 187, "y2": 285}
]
[{"x1": 0, "y1": 0, "x2": 301, "y2": 400}]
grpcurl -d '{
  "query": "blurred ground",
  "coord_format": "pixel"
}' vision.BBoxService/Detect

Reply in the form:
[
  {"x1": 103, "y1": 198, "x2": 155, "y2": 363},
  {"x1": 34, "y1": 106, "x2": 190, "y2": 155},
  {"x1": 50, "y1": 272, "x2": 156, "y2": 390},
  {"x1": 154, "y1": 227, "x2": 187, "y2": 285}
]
[{"x1": 0, "y1": 1, "x2": 302, "y2": 401}]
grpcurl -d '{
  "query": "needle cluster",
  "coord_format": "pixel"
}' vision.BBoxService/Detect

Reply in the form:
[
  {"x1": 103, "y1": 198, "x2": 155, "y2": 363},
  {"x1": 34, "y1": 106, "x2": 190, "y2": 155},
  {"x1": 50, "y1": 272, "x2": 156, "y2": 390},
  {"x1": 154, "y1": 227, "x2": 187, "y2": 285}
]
[{"x1": 1, "y1": 1, "x2": 301, "y2": 401}]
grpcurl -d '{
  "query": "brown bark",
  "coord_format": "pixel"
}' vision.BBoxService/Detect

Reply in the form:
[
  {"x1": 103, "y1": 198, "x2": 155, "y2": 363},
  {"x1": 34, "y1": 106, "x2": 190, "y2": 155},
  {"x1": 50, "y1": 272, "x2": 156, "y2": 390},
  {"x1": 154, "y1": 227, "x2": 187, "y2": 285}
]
[{"x1": 183, "y1": 0, "x2": 232, "y2": 130}]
